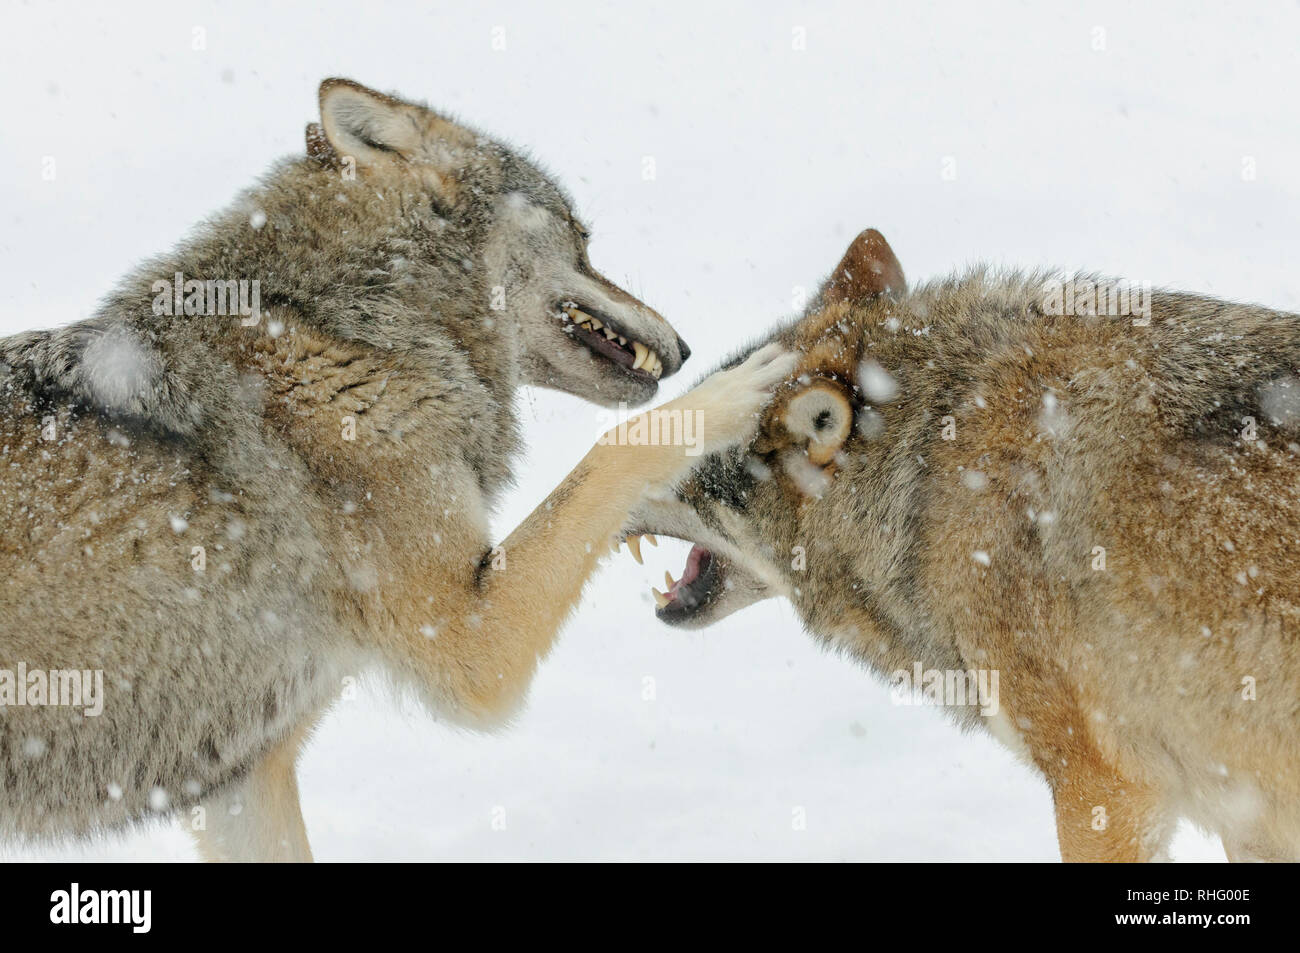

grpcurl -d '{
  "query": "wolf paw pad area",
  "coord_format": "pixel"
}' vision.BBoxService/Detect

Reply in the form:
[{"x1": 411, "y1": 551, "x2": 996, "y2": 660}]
[{"x1": 1, "y1": 0, "x2": 1298, "y2": 921}]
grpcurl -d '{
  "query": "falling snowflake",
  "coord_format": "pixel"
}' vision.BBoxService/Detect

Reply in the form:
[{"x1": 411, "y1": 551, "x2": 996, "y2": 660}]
[{"x1": 857, "y1": 359, "x2": 898, "y2": 403}]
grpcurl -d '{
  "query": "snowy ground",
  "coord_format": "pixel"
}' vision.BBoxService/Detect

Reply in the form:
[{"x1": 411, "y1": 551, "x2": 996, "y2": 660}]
[{"x1": 4, "y1": 0, "x2": 1290, "y2": 861}]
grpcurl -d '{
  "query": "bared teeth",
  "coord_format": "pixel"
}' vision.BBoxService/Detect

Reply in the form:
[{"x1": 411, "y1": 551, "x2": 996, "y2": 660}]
[
  {"x1": 631, "y1": 346, "x2": 661, "y2": 377},
  {"x1": 664, "y1": 570, "x2": 676, "y2": 590},
  {"x1": 651, "y1": 588, "x2": 670, "y2": 608},
  {"x1": 645, "y1": 534, "x2": 658, "y2": 546},
  {"x1": 563, "y1": 306, "x2": 664, "y2": 376},
  {"x1": 564, "y1": 306, "x2": 600, "y2": 331},
  {"x1": 627, "y1": 534, "x2": 644, "y2": 564}
]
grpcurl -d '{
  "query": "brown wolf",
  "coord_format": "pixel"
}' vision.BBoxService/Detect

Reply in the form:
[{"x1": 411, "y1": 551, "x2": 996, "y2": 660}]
[
  {"x1": 0, "y1": 78, "x2": 794, "y2": 861},
  {"x1": 625, "y1": 229, "x2": 1300, "y2": 861}
]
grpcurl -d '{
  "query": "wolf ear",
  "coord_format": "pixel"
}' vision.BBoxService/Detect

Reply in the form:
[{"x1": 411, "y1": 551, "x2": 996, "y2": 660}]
[
  {"x1": 824, "y1": 229, "x2": 906, "y2": 305},
  {"x1": 783, "y1": 381, "x2": 854, "y2": 466},
  {"x1": 318, "y1": 78, "x2": 426, "y2": 170}
]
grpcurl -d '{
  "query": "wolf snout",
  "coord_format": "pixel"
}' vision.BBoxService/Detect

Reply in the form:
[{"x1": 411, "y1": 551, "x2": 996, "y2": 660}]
[{"x1": 623, "y1": 301, "x2": 690, "y2": 378}]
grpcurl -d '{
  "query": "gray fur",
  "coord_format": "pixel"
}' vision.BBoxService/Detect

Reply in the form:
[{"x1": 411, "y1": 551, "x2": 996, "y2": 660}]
[{"x1": 0, "y1": 79, "x2": 687, "y2": 841}]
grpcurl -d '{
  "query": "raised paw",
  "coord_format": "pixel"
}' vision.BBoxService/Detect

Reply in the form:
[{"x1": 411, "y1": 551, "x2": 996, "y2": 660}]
[{"x1": 672, "y1": 342, "x2": 798, "y2": 454}]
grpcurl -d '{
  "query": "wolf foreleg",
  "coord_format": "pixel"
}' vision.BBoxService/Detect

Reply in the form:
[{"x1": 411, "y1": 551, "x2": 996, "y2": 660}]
[{"x1": 388, "y1": 344, "x2": 795, "y2": 722}]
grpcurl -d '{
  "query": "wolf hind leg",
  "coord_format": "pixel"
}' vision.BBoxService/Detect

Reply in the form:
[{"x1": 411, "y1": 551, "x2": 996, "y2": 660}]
[{"x1": 188, "y1": 721, "x2": 315, "y2": 863}]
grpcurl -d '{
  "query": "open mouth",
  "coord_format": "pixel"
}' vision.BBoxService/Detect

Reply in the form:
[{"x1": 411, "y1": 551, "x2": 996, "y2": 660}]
[
  {"x1": 559, "y1": 301, "x2": 664, "y2": 380},
  {"x1": 620, "y1": 533, "x2": 722, "y2": 622}
]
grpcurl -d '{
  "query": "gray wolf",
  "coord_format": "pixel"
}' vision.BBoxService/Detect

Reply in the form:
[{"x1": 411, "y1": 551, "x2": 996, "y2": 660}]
[
  {"x1": 625, "y1": 228, "x2": 1300, "y2": 861},
  {"x1": 0, "y1": 78, "x2": 793, "y2": 861}
]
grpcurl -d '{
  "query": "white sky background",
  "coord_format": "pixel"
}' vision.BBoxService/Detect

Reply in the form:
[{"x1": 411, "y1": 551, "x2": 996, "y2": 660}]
[{"x1": 2, "y1": 0, "x2": 1291, "y2": 860}]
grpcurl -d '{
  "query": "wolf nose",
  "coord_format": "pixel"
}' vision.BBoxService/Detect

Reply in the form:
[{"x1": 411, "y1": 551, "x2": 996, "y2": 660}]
[{"x1": 676, "y1": 335, "x2": 691, "y2": 364}]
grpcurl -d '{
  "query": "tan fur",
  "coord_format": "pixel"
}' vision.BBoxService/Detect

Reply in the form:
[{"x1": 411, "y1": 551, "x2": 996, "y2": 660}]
[
  {"x1": 0, "y1": 77, "x2": 787, "y2": 861},
  {"x1": 192, "y1": 720, "x2": 316, "y2": 863},
  {"x1": 632, "y1": 230, "x2": 1300, "y2": 861}
]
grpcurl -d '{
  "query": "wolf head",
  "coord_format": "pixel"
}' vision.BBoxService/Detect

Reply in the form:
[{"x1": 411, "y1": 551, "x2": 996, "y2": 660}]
[
  {"x1": 623, "y1": 229, "x2": 909, "y2": 630},
  {"x1": 304, "y1": 78, "x2": 689, "y2": 406}
]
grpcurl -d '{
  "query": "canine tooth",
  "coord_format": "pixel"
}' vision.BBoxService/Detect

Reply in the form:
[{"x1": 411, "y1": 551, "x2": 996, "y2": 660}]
[
  {"x1": 627, "y1": 534, "x2": 644, "y2": 564},
  {"x1": 651, "y1": 588, "x2": 670, "y2": 608},
  {"x1": 664, "y1": 570, "x2": 676, "y2": 589},
  {"x1": 632, "y1": 341, "x2": 649, "y2": 370},
  {"x1": 645, "y1": 534, "x2": 658, "y2": 546}
]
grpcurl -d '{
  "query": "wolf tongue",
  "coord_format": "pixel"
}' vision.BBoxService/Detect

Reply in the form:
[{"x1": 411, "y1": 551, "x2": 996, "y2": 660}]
[
  {"x1": 676, "y1": 544, "x2": 709, "y2": 590},
  {"x1": 652, "y1": 545, "x2": 712, "y2": 609}
]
